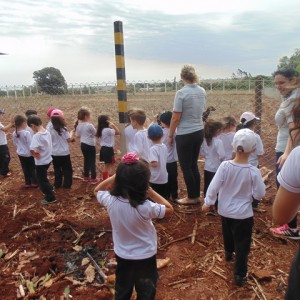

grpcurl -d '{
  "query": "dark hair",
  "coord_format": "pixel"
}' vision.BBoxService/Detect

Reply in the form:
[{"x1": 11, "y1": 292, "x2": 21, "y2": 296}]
[
  {"x1": 223, "y1": 116, "x2": 237, "y2": 130},
  {"x1": 74, "y1": 107, "x2": 91, "y2": 130},
  {"x1": 274, "y1": 68, "x2": 299, "y2": 80},
  {"x1": 27, "y1": 115, "x2": 42, "y2": 127},
  {"x1": 14, "y1": 115, "x2": 27, "y2": 138},
  {"x1": 236, "y1": 118, "x2": 257, "y2": 131},
  {"x1": 130, "y1": 110, "x2": 146, "y2": 126},
  {"x1": 204, "y1": 119, "x2": 223, "y2": 146},
  {"x1": 25, "y1": 110, "x2": 37, "y2": 117},
  {"x1": 290, "y1": 100, "x2": 300, "y2": 146},
  {"x1": 96, "y1": 115, "x2": 109, "y2": 138},
  {"x1": 110, "y1": 160, "x2": 151, "y2": 208},
  {"x1": 51, "y1": 116, "x2": 67, "y2": 136}
]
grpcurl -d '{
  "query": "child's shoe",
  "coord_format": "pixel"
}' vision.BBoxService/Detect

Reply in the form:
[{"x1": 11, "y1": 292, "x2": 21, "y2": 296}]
[
  {"x1": 234, "y1": 274, "x2": 247, "y2": 287},
  {"x1": 102, "y1": 172, "x2": 109, "y2": 181},
  {"x1": 41, "y1": 198, "x2": 57, "y2": 205},
  {"x1": 225, "y1": 251, "x2": 233, "y2": 262},
  {"x1": 270, "y1": 224, "x2": 300, "y2": 239},
  {"x1": 21, "y1": 184, "x2": 31, "y2": 189},
  {"x1": 90, "y1": 178, "x2": 101, "y2": 185},
  {"x1": 83, "y1": 177, "x2": 91, "y2": 182},
  {"x1": 31, "y1": 184, "x2": 39, "y2": 188}
]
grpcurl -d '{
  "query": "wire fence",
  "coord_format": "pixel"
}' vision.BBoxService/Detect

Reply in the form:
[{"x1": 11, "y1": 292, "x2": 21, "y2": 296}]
[{"x1": 0, "y1": 79, "x2": 279, "y2": 191}]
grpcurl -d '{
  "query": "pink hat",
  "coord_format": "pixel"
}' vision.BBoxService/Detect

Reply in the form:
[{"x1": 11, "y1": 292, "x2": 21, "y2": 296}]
[
  {"x1": 51, "y1": 109, "x2": 64, "y2": 117},
  {"x1": 47, "y1": 107, "x2": 56, "y2": 117}
]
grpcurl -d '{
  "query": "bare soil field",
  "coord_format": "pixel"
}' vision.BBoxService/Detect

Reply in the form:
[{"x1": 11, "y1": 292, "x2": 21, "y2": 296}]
[{"x1": 0, "y1": 92, "x2": 297, "y2": 299}]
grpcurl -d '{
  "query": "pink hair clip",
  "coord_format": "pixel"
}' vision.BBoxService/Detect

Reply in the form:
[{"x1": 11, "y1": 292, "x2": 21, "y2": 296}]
[{"x1": 121, "y1": 153, "x2": 139, "y2": 164}]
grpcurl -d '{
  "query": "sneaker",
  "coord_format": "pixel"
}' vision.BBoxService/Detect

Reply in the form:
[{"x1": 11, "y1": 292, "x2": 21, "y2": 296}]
[
  {"x1": 41, "y1": 198, "x2": 57, "y2": 205},
  {"x1": 175, "y1": 197, "x2": 200, "y2": 205},
  {"x1": 234, "y1": 275, "x2": 247, "y2": 287},
  {"x1": 21, "y1": 184, "x2": 31, "y2": 189},
  {"x1": 225, "y1": 251, "x2": 233, "y2": 262},
  {"x1": 31, "y1": 184, "x2": 39, "y2": 188},
  {"x1": 83, "y1": 177, "x2": 91, "y2": 182},
  {"x1": 270, "y1": 224, "x2": 300, "y2": 239},
  {"x1": 90, "y1": 178, "x2": 101, "y2": 185}
]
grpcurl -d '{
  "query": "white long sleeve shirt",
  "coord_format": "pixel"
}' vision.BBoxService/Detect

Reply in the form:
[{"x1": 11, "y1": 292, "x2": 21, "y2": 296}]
[{"x1": 204, "y1": 161, "x2": 266, "y2": 219}]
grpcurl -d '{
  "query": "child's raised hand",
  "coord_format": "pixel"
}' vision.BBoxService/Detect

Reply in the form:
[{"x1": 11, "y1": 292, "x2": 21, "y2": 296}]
[
  {"x1": 202, "y1": 203, "x2": 210, "y2": 212},
  {"x1": 34, "y1": 152, "x2": 41, "y2": 159}
]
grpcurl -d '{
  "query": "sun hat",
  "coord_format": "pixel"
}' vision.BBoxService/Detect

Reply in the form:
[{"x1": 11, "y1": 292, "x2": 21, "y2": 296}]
[
  {"x1": 148, "y1": 124, "x2": 163, "y2": 140},
  {"x1": 51, "y1": 109, "x2": 64, "y2": 117},
  {"x1": 47, "y1": 107, "x2": 56, "y2": 117},
  {"x1": 159, "y1": 111, "x2": 172, "y2": 126},
  {"x1": 240, "y1": 112, "x2": 260, "y2": 125},
  {"x1": 232, "y1": 128, "x2": 257, "y2": 153}
]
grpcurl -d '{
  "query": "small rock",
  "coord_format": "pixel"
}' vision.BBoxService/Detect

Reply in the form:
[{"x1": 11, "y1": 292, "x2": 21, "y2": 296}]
[{"x1": 253, "y1": 269, "x2": 273, "y2": 282}]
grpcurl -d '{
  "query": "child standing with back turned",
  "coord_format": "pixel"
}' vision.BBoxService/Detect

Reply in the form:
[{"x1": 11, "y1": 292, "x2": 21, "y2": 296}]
[
  {"x1": 94, "y1": 153, "x2": 173, "y2": 300},
  {"x1": 219, "y1": 116, "x2": 237, "y2": 161},
  {"x1": 202, "y1": 129, "x2": 265, "y2": 286}
]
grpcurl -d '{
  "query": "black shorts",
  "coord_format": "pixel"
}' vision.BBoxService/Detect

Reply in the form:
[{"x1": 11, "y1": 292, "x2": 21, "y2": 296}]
[{"x1": 100, "y1": 146, "x2": 115, "y2": 164}]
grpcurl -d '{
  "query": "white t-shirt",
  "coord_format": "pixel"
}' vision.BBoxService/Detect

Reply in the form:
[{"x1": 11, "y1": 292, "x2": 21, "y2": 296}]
[
  {"x1": 46, "y1": 121, "x2": 52, "y2": 131},
  {"x1": 47, "y1": 123, "x2": 71, "y2": 156},
  {"x1": 204, "y1": 161, "x2": 266, "y2": 219},
  {"x1": 96, "y1": 191, "x2": 166, "y2": 260},
  {"x1": 275, "y1": 88, "x2": 300, "y2": 152},
  {"x1": 99, "y1": 128, "x2": 115, "y2": 147},
  {"x1": 248, "y1": 133, "x2": 264, "y2": 167},
  {"x1": 149, "y1": 144, "x2": 168, "y2": 184},
  {"x1": 133, "y1": 129, "x2": 152, "y2": 162},
  {"x1": 200, "y1": 137, "x2": 225, "y2": 172},
  {"x1": 161, "y1": 128, "x2": 178, "y2": 163},
  {"x1": 26, "y1": 126, "x2": 34, "y2": 136},
  {"x1": 12, "y1": 130, "x2": 32, "y2": 157},
  {"x1": 219, "y1": 132, "x2": 235, "y2": 161},
  {"x1": 125, "y1": 125, "x2": 137, "y2": 153},
  {"x1": 173, "y1": 84, "x2": 207, "y2": 135},
  {"x1": 30, "y1": 130, "x2": 53, "y2": 165},
  {"x1": 278, "y1": 146, "x2": 300, "y2": 193},
  {"x1": 75, "y1": 122, "x2": 96, "y2": 146},
  {"x1": 0, "y1": 123, "x2": 7, "y2": 145}
]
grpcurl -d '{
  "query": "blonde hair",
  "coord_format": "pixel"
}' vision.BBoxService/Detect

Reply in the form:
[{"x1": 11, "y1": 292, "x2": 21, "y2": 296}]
[{"x1": 180, "y1": 65, "x2": 199, "y2": 84}]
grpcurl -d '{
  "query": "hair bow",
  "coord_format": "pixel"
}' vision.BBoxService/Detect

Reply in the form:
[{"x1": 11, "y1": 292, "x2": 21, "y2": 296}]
[{"x1": 121, "y1": 153, "x2": 139, "y2": 164}]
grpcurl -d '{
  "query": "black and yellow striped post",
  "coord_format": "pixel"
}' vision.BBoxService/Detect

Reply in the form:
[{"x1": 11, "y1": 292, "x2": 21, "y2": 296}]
[{"x1": 114, "y1": 21, "x2": 128, "y2": 155}]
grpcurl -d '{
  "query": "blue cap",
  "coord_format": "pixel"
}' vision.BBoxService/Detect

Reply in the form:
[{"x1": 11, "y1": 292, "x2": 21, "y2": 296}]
[{"x1": 148, "y1": 124, "x2": 163, "y2": 140}]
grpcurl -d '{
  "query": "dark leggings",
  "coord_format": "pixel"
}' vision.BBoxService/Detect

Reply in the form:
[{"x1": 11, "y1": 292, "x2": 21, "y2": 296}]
[
  {"x1": 176, "y1": 130, "x2": 204, "y2": 199},
  {"x1": 81, "y1": 143, "x2": 96, "y2": 179},
  {"x1": 52, "y1": 155, "x2": 73, "y2": 188},
  {"x1": 18, "y1": 155, "x2": 37, "y2": 185},
  {"x1": 276, "y1": 152, "x2": 297, "y2": 228},
  {"x1": 0, "y1": 145, "x2": 10, "y2": 176}
]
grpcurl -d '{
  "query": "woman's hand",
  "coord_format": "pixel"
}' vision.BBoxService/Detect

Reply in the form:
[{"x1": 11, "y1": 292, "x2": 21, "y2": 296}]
[
  {"x1": 202, "y1": 203, "x2": 210, "y2": 212},
  {"x1": 277, "y1": 153, "x2": 288, "y2": 169},
  {"x1": 168, "y1": 136, "x2": 174, "y2": 146}
]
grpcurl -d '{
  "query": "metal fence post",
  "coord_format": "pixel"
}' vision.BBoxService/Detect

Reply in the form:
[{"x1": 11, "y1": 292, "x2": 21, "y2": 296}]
[{"x1": 255, "y1": 77, "x2": 263, "y2": 135}]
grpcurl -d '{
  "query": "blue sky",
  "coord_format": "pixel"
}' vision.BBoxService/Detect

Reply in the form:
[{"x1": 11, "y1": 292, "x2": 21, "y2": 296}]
[{"x1": 1, "y1": 0, "x2": 300, "y2": 85}]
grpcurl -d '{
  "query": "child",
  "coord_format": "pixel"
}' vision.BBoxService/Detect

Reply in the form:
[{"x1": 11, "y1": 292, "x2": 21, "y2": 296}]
[
  {"x1": 94, "y1": 153, "x2": 173, "y2": 299},
  {"x1": 13, "y1": 115, "x2": 38, "y2": 188},
  {"x1": 75, "y1": 107, "x2": 99, "y2": 184},
  {"x1": 148, "y1": 124, "x2": 168, "y2": 199},
  {"x1": 25, "y1": 110, "x2": 38, "y2": 136},
  {"x1": 160, "y1": 111, "x2": 179, "y2": 201},
  {"x1": 124, "y1": 110, "x2": 137, "y2": 153},
  {"x1": 46, "y1": 107, "x2": 56, "y2": 130},
  {"x1": 0, "y1": 109, "x2": 14, "y2": 177},
  {"x1": 200, "y1": 120, "x2": 225, "y2": 196},
  {"x1": 48, "y1": 109, "x2": 74, "y2": 189},
  {"x1": 131, "y1": 109, "x2": 152, "y2": 161},
  {"x1": 28, "y1": 115, "x2": 56, "y2": 204},
  {"x1": 202, "y1": 129, "x2": 266, "y2": 286},
  {"x1": 236, "y1": 112, "x2": 264, "y2": 167},
  {"x1": 219, "y1": 116, "x2": 237, "y2": 161},
  {"x1": 96, "y1": 115, "x2": 119, "y2": 181}
]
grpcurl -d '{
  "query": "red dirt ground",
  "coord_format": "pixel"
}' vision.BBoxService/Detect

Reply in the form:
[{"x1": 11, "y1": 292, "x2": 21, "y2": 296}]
[{"x1": 0, "y1": 92, "x2": 296, "y2": 299}]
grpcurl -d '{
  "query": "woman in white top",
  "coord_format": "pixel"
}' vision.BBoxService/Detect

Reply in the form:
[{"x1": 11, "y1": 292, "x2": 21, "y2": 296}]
[
  {"x1": 272, "y1": 68, "x2": 300, "y2": 236},
  {"x1": 96, "y1": 115, "x2": 119, "y2": 181},
  {"x1": 75, "y1": 107, "x2": 99, "y2": 184},
  {"x1": 13, "y1": 115, "x2": 38, "y2": 188},
  {"x1": 169, "y1": 65, "x2": 207, "y2": 205},
  {"x1": 48, "y1": 109, "x2": 74, "y2": 189}
]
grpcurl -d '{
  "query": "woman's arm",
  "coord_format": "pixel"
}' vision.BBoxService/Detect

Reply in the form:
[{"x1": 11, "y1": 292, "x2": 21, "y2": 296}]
[
  {"x1": 273, "y1": 186, "x2": 300, "y2": 225},
  {"x1": 148, "y1": 187, "x2": 174, "y2": 217},
  {"x1": 94, "y1": 175, "x2": 115, "y2": 196},
  {"x1": 168, "y1": 112, "x2": 181, "y2": 146}
]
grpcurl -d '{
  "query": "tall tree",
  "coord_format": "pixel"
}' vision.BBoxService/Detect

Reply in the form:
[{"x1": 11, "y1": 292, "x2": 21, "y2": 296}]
[
  {"x1": 33, "y1": 67, "x2": 66, "y2": 95},
  {"x1": 277, "y1": 49, "x2": 300, "y2": 71}
]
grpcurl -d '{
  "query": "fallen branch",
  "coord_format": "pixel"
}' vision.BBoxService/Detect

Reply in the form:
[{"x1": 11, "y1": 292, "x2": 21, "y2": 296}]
[
  {"x1": 211, "y1": 269, "x2": 227, "y2": 280},
  {"x1": 251, "y1": 276, "x2": 267, "y2": 300},
  {"x1": 159, "y1": 234, "x2": 192, "y2": 249},
  {"x1": 168, "y1": 279, "x2": 187, "y2": 286},
  {"x1": 85, "y1": 251, "x2": 107, "y2": 282},
  {"x1": 251, "y1": 286, "x2": 261, "y2": 299},
  {"x1": 252, "y1": 237, "x2": 267, "y2": 248},
  {"x1": 12, "y1": 223, "x2": 42, "y2": 239},
  {"x1": 191, "y1": 220, "x2": 198, "y2": 244}
]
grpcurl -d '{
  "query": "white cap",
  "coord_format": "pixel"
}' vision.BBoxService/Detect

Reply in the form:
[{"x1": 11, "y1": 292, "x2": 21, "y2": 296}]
[
  {"x1": 240, "y1": 112, "x2": 259, "y2": 125},
  {"x1": 233, "y1": 129, "x2": 257, "y2": 153}
]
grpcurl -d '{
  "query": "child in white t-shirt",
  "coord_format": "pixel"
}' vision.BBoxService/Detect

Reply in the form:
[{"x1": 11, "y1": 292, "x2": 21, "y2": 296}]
[
  {"x1": 75, "y1": 107, "x2": 99, "y2": 184},
  {"x1": 131, "y1": 110, "x2": 152, "y2": 161},
  {"x1": 13, "y1": 115, "x2": 38, "y2": 188},
  {"x1": 202, "y1": 129, "x2": 265, "y2": 287},
  {"x1": 96, "y1": 115, "x2": 119, "y2": 181},
  {"x1": 125, "y1": 110, "x2": 137, "y2": 153},
  {"x1": 160, "y1": 111, "x2": 179, "y2": 201},
  {"x1": 28, "y1": 115, "x2": 56, "y2": 205},
  {"x1": 219, "y1": 116, "x2": 237, "y2": 161},
  {"x1": 200, "y1": 120, "x2": 225, "y2": 196},
  {"x1": 148, "y1": 124, "x2": 168, "y2": 199},
  {"x1": 0, "y1": 109, "x2": 13, "y2": 177},
  {"x1": 94, "y1": 153, "x2": 173, "y2": 300},
  {"x1": 48, "y1": 109, "x2": 74, "y2": 189},
  {"x1": 25, "y1": 110, "x2": 38, "y2": 136}
]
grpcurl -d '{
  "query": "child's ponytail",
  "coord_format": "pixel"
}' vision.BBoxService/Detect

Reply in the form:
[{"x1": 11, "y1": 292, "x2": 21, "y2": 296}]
[
  {"x1": 236, "y1": 118, "x2": 256, "y2": 132},
  {"x1": 14, "y1": 115, "x2": 27, "y2": 138},
  {"x1": 204, "y1": 119, "x2": 223, "y2": 146},
  {"x1": 75, "y1": 107, "x2": 91, "y2": 131}
]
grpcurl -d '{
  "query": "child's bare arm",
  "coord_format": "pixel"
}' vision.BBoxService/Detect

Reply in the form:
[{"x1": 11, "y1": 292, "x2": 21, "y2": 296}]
[
  {"x1": 148, "y1": 187, "x2": 174, "y2": 217},
  {"x1": 109, "y1": 122, "x2": 120, "y2": 135},
  {"x1": 30, "y1": 150, "x2": 40, "y2": 159},
  {"x1": 149, "y1": 161, "x2": 158, "y2": 168},
  {"x1": 0, "y1": 122, "x2": 14, "y2": 132},
  {"x1": 94, "y1": 175, "x2": 115, "y2": 196}
]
